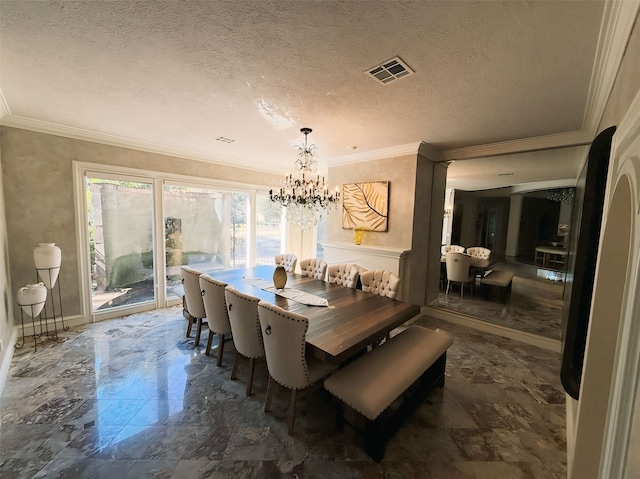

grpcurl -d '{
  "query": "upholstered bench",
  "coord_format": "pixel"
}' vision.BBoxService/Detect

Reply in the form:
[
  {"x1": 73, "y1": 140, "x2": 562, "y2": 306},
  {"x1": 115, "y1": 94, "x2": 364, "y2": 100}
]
[
  {"x1": 324, "y1": 325, "x2": 453, "y2": 461},
  {"x1": 480, "y1": 270, "x2": 514, "y2": 301}
]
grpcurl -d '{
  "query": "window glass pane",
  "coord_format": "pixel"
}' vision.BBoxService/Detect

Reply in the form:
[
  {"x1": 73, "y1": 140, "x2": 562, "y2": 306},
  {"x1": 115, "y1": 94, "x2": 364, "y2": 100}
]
[
  {"x1": 87, "y1": 177, "x2": 155, "y2": 312},
  {"x1": 164, "y1": 184, "x2": 248, "y2": 301},
  {"x1": 316, "y1": 215, "x2": 327, "y2": 259},
  {"x1": 255, "y1": 191, "x2": 284, "y2": 265}
]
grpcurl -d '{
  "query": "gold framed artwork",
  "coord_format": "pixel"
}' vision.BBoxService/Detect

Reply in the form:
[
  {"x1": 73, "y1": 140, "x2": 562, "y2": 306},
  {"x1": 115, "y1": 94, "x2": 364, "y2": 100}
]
[{"x1": 341, "y1": 181, "x2": 389, "y2": 231}]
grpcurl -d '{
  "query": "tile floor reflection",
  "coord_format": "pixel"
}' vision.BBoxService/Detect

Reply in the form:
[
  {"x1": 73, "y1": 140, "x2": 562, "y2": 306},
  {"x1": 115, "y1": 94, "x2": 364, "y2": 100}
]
[
  {"x1": 434, "y1": 260, "x2": 565, "y2": 339},
  {"x1": 1, "y1": 306, "x2": 566, "y2": 478}
]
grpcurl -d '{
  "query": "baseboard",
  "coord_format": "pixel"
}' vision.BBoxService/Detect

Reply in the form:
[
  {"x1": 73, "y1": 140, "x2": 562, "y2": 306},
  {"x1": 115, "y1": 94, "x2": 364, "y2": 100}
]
[
  {"x1": 0, "y1": 326, "x2": 18, "y2": 397},
  {"x1": 420, "y1": 306, "x2": 561, "y2": 352},
  {"x1": 13, "y1": 313, "x2": 88, "y2": 339}
]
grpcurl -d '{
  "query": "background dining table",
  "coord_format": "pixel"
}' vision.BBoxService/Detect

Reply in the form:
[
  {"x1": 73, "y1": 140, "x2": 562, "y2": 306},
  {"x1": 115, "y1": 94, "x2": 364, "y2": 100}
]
[{"x1": 208, "y1": 265, "x2": 421, "y2": 364}]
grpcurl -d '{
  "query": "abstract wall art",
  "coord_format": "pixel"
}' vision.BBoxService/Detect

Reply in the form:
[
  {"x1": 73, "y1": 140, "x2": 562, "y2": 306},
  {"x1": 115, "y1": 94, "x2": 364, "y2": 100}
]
[{"x1": 341, "y1": 181, "x2": 389, "y2": 231}]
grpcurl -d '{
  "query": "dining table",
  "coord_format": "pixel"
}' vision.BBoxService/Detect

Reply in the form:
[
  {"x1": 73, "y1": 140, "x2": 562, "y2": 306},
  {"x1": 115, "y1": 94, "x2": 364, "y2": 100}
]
[{"x1": 207, "y1": 265, "x2": 421, "y2": 364}]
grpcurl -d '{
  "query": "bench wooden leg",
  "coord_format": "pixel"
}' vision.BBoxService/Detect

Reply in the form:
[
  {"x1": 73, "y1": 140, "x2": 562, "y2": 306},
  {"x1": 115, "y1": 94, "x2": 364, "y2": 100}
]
[
  {"x1": 364, "y1": 418, "x2": 386, "y2": 462},
  {"x1": 335, "y1": 401, "x2": 345, "y2": 432}
]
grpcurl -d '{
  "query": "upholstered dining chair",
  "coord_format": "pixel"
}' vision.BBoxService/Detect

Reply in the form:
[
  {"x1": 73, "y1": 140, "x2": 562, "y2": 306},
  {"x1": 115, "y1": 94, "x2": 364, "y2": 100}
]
[
  {"x1": 257, "y1": 301, "x2": 336, "y2": 434},
  {"x1": 224, "y1": 286, "x2": 265, "y2": 396},
  {"x1": 199, "y1": 274, "x2": 232, "y2": 366},
  {"x1": 441, "y1": 244, "x2": 466, "y2": 254},
  {"x1": 180, "y1": 266, "x2": 207, "y2": 348},
  {"x1": 327, "y1": 263, "x2": 366, "y2": 289},
  {"x1": 274, "y1": 253, "x2": 298, "y2": 273},
  {"x1": 299, "y1": 258, "x2": 328, "y2": 280},
  {"x1": 445, "y1": 252, "x2": 474, "y2": 298},
  {"x1": 360, "y1": 269, "x2": 401, "y2": 299},
  {"x1": 466, "y1": 247, "x2": 491, "y2": 260}
]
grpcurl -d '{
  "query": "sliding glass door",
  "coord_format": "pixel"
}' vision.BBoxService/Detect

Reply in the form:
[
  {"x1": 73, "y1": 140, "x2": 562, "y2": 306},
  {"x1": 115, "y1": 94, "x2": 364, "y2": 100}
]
[
  {"x1": 163, "y1": 184, "x2": 249, "y2": 301},
  {"x1": 255, "y1": 191, "x2": 284, "y2": 265},
  {"x1": 79, "y1": 163, "x2": 287, "y2": 318},
  {"x1": 86, "y1": 175, "x2": 156, "y2": 312}
]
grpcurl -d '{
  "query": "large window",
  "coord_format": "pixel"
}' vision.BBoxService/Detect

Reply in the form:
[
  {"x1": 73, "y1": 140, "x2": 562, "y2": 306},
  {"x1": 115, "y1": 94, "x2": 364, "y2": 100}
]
[
  {"x1": 164, "y1": 184, "x2": 249, "y2": 301},
  {"x1": 255, "y1": 191, "x2": 284, "y2": 265},
  {"x1": 86, "y1": 176, "x2": 155, "y2": 312},
  {"x1": 78, "y1": 163, "x2": 285, "y2": 318}
]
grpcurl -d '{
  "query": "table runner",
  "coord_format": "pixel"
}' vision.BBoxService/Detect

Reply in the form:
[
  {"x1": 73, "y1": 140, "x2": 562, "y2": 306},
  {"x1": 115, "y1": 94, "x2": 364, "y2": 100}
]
[{"x1": 243, "y1": 277, "x2": 331, "y2": 307}]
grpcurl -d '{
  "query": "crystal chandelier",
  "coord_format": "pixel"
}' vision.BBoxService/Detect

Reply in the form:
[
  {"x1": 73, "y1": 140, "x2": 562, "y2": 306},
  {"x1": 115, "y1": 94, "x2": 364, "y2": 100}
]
[
  {"x1": 546, "y1": 187, "x2": 575, "y2": 203},
  {"x1": 269, "y1": 127, "x2": 340, "y2": 230}
]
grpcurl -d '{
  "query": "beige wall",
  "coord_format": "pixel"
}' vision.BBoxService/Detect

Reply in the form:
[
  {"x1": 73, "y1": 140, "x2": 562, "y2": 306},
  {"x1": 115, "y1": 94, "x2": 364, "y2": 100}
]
[
  {"x1": 0, "y1": 127, "x2": 281, "y2": 324},
  {"x1": 327, "y1": 149, "x2": 446, "y2": 306},
  {"x1": 0, "y1": 131, "x2": 14, "y2": 384},
  {"x1": 327, "y1": 154, "x2": 417, "y2": 249}
]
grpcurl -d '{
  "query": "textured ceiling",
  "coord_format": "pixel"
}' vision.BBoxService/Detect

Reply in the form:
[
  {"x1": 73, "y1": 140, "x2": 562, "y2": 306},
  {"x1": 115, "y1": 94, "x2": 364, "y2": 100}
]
[{"x1": 0, "y1": 1, "x2": 605, "y2": 188}]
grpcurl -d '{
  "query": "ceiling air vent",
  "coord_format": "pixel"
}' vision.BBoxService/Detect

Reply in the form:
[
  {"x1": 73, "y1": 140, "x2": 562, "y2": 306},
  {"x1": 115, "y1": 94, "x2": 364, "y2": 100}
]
[{"x1": 366, "y1": 56, "x2": 414, "y2": 85}]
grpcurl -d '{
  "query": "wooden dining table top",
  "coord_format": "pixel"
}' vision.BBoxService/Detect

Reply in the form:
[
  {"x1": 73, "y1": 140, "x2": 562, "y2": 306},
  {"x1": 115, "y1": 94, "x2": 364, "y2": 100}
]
[{"x1": 207, "y1": 265, "x2": 421, "y2": 364}]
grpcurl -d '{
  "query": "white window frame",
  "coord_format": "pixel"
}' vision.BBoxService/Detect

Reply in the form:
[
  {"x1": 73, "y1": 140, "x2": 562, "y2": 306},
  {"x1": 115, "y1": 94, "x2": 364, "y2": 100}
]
[{"x1": 73, "y1": 161, "x2": 277, "y2": 322}]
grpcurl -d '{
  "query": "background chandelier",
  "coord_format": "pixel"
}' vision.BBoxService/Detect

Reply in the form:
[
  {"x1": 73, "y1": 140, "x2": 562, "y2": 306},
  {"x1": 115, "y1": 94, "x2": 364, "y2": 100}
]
[
  {"x1": 270, "y1": 127, "x2": 340, "y2": 229},
  {"x1": 546, "y1": 187, "x2": 575, "y2": 203}
]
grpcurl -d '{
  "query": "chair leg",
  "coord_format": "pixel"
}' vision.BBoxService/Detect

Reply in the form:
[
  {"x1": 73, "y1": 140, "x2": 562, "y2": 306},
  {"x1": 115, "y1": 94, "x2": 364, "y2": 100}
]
[
  {"x1": 205, "y1": 329, "x2": 214, "y2": 355},
  {"x1": 246, "y1": 358, "x2": 255, "y2": 396},
  {"x1": 461, "y1": 282, "x2": 464, "y2": 299},
  {"x1": 186, "y1": 317, "x2": 193, "y2": 337},
  {"x1": 287, "y1": 388, "x2": 297, "y2": 435},
  {"x1": 216, "y1": 333, "x2": 225, "y2": 367},
  {"x1": 194, "y1": 318, "x2": 203, "y2": 347},
  {"x1": 230, "y1": 351, "x2": 241, "y2": 380},
  {"x1": 446, "y1": 280, "x2": 451, "y2": 296},
  {"x1": 264, "y1": 375, "x2": 275, "y2": 412}
]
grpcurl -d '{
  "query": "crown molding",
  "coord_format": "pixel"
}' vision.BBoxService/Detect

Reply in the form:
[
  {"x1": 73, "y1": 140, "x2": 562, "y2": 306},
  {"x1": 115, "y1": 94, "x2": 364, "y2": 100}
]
[
  {"x1": 417, "y1": 142, "x2": 445, "y2": 162},
  {"x1": 582, "y1": 0, "x2": 640, "y2": 136},
  {"x1": 327, "y1": 141, "x2": 423, "y2": 166},
  {"x1": 442, "y1": 130, "x2": 593, "y2": 161},
  {"x1": 0, "y1": 115, "x2": 283, "y2": 174},
  {"x1": 509, "y1": 178, "x2": 578, "y2": 194},
  {"x1": 0, "y1": 89, "x2": 10, "y2": 119}
]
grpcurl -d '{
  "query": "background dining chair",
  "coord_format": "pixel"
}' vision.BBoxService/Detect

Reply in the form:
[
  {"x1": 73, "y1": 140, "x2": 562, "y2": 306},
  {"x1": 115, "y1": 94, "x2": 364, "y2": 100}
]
[
  {"x1": 445, "y1": 252, "x2": 474, "y2": 298},
  {"x1": 199, "y1": 274, "x2": 232, "y2": 366},
  {"x1": 327, "y1": 263, "x2": 365, "y2": 289},
  {"x1": 465, "y1": 247, "x2": 492, "y2": 283},
  {"x1": 299, "y1": 258, "x2": 328, "y2": 280},
  {"x1": 180, "y1": 266, "x2": 207, "y2": 348},
  {"x1": 360, "y1": 269, "x2": 401, "y2": 299},
  {"x1": 274, "y1": 253, "x2": 298, "y2": 273},
  {"x1": 442, "y1": 244, "x2": 466, "y2": 254},
  {"x1": 466, "y1": 247, "x2": 491, "y2": 259},
  {"x1": 257, "y1": 301, "x2": 336, "y2": 434},
  {"x1": 224, "y1": 287, "x2": 265, "y2": 396}
]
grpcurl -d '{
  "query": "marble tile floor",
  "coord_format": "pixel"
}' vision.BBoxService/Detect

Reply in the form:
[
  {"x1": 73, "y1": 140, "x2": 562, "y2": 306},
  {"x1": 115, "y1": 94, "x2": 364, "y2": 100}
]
[
  {"x1": 433, "y1": 260, "x2": 564, "y2": 340},
  {"x1": 1, "y1": 306, "x2": 566, "y2": 478}
]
